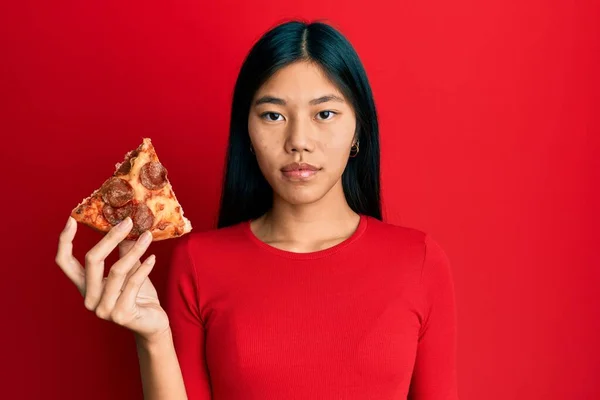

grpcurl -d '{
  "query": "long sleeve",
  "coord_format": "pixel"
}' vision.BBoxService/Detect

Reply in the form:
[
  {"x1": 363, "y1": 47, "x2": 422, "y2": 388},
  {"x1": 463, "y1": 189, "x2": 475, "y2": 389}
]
[
  {"x1": 408, "y1": 234, "x2": 459, "y2": 400},
  {"x1": 164, "y1": 236, "x2": 212, "y2": 400}
]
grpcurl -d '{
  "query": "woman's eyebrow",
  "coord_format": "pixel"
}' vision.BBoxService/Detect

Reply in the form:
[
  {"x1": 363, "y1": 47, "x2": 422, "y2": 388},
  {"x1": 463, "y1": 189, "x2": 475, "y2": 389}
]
[
  {"x1": 253, "y1": 94, "x2": 345, "y2": 106},
  {"x1": 254, "y1": 96, "x2": 285, "y2": 106},
  {"x1": 309, "y1": 95, "x2": 345, "y2": 105}
]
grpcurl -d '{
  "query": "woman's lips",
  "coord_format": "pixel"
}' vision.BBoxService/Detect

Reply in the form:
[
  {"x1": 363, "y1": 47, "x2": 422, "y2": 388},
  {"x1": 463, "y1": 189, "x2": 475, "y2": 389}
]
[
  {"x1": 282, "y1": 169, "x2": 319, "y2": 179},
  {"x1": 281, "y1": 162, "x2": 321, "y2": 180}
]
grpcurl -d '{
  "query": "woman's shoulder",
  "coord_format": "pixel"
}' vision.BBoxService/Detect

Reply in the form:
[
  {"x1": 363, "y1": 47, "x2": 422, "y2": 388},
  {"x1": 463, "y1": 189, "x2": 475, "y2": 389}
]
[
  {"x1": 174, "y1": 220, "x2": 249, "y2": 253},
  {"x1": 365, "y1": 215, "x2": 429, "y2": 245},
  {"x1": 365, "y1": 216, "x2": 452, "y2": 274}
]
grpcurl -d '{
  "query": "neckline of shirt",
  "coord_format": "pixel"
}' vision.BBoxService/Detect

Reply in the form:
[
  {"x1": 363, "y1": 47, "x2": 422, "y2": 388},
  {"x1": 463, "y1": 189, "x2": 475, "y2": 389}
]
[{"x1": 242, "y1": 214, "x2": 369, "y2": 260}]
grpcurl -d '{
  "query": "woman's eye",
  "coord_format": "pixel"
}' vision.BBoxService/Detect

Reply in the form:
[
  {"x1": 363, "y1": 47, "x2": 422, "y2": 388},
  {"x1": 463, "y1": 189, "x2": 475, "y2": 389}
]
[
  {"x1": 262, "y1": 112, "x2": 283, "y2": 122},
  {"x1": 316, "y1": 111, "x2": 337, "y2": 120}
]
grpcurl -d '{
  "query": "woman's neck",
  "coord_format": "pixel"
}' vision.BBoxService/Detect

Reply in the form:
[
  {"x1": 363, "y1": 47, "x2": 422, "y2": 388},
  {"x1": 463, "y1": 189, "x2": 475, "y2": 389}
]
[{"x1": 250, "y1": 187, "x2": 361, "y2": 253}]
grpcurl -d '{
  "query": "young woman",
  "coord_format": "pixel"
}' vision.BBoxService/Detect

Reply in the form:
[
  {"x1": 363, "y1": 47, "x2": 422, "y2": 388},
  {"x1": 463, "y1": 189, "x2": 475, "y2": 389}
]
[{"x1": 56, "y1": 20, "x2": 458, "y2": 399}]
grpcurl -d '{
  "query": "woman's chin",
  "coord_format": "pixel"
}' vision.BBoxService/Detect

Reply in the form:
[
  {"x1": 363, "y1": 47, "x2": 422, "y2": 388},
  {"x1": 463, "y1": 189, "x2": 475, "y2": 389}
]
[{"x1": 275, "y1": 187, "x2": 328, "y2": 206}]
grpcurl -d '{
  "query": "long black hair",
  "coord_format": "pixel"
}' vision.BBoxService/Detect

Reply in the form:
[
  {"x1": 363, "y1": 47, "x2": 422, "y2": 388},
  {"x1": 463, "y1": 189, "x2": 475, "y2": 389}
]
[{"x1": 217, "y1": 20, "x2": 382, "y2": 228}]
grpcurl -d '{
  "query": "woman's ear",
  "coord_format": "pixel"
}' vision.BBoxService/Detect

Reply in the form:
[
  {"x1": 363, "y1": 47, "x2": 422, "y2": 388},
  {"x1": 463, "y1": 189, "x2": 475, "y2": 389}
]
[{"x1": 353, "y1": 123, "x2": 360, "y2": 145}]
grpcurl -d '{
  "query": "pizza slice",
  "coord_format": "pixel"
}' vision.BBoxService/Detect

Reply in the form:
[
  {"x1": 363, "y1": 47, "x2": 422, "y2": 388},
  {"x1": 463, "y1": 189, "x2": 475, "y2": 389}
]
[{"x1": 71, "y1": 138, "x2": 192, "y2": 241}]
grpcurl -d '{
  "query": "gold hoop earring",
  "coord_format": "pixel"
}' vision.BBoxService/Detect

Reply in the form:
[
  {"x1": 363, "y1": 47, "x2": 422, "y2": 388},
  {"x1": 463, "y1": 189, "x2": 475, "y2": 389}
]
[{"x1": 349, "y1": 141, "x2": 360, "y2": 158}]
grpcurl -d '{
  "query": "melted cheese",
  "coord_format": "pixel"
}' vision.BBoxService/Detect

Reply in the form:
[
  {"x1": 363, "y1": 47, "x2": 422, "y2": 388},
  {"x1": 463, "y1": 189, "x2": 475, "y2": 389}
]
[{"x1": 122, "y1": 138, "x2": 192, "y2": 239}]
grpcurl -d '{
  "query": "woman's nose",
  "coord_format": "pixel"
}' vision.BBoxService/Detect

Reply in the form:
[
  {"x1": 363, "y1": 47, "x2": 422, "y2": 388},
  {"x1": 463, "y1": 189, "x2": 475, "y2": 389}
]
[{"x1": 284, "y1": 118, "x2": 315, "y2": 153}]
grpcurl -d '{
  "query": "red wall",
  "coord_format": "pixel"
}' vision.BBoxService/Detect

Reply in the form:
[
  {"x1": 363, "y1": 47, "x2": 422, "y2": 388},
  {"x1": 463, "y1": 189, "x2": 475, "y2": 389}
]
[{"x1": 2, "y1": 1, "x2": 598, "y2": 399}]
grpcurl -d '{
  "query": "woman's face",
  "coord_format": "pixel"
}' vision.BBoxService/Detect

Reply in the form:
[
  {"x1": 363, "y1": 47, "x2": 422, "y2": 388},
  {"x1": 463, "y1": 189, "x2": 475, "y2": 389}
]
[{"x1": 248, "y1": 61, "x2": 357, "y2": 206}]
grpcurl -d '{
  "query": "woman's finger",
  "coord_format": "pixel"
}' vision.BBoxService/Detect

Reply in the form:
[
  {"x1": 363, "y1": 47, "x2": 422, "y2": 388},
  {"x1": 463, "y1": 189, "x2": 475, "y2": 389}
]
[
  {"x1": 94, "y1": 231, "x2": 153, "y2": 319},
  {"x1": 118, "y1": 239, "x2": 137, "y2": 259},
  {"x1": 112, "y1": 255, "x2": 156, "y2": 325},
  {"x1": 84, "y1": 217, "x2": 133, "y2": 311},
  {"x1": 55, "y1": 217, "x2": 85, "y2": 295},
  {"x1": 116, "y1": 230, "x2": 153, "y2": 291},
  {"x1": 118, "y1": 230, "x2": 153, "y2": 267},
  {"x1": 118, "y1": 239, "x2": 142, "y2": 276}
]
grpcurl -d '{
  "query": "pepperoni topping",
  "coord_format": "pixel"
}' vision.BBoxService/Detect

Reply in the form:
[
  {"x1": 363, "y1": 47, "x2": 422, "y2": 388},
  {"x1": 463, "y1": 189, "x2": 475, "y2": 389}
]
[
  {"x1": 115, "y1": 150, "x2": 139, "y2": 175},
  {"x1": 132, "y1": 203, "x2": 155, "y2": 234},
  {"x1": 100, "y1": 178, "x2": 134, "y2": 207},
  {"x1": 102, "y1": 203, "x2": 134, "y2": 226},
  {"x1": 139, "y1": 161, "x2": 168, "y2": 190}
]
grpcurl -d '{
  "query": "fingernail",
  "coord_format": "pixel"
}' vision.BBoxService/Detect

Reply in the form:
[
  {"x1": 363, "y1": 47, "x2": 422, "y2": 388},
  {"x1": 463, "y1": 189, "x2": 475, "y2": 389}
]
[
  {"x1": 65, "y1": 217, "x2": 74, "y2": 229},
  {"x1": 139, "y1": 230, "x2": 153, "y2": 245},
  {"x1": 117, "y1": 217, "x2": 133, "y2": 231},
  {"x1": 147, "y1": 254, "x2": 156, "y2": 265}
]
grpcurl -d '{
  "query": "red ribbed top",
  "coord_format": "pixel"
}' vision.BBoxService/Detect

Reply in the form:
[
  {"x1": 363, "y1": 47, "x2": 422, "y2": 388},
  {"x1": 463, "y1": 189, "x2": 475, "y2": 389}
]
[{"x1": 165, "y1": 215, "x2": 458, "y2": 399}]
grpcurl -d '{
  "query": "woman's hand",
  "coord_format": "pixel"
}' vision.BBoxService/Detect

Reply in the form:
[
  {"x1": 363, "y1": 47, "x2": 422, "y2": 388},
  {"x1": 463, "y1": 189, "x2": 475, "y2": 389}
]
[{"x1": 55, "y1": 216, "x2": 171, "y2": 343}]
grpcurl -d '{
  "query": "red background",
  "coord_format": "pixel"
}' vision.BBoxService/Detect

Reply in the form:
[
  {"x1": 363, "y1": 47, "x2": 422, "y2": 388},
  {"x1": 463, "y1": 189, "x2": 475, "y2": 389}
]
[{"x1": 2, "y1": 1, "x2": 598, "y2": 399}]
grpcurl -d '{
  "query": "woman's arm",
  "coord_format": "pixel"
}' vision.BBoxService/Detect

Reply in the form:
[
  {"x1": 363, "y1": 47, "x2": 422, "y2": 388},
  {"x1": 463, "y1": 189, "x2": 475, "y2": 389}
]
[
  {"x1": 408, "y1": 234, "x2": 459, "y2": 399},
  {"x1": 164, "y1": 235, "x2": 213, "y2": 399},
  {"x1": 135, "y1": 329, "x2": 187, "y2": 400}
]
